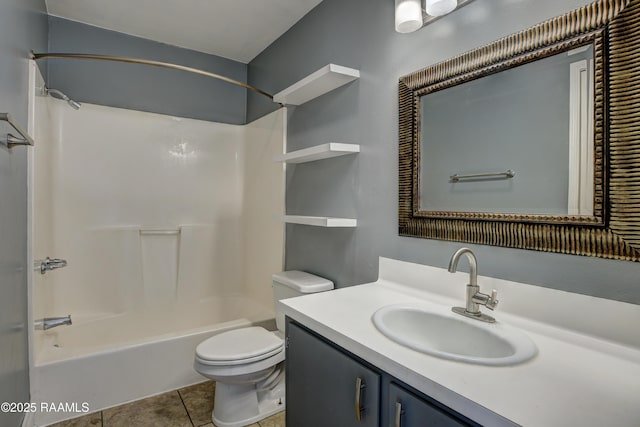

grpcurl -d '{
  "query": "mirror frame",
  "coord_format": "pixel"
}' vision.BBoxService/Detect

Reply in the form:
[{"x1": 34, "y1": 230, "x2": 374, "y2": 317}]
[{"x1": 399, "y1": 0, "x2": 640, "y2": 261}]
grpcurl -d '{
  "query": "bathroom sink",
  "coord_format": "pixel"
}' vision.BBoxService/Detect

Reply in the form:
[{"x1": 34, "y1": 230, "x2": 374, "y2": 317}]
[{"x1": 372, "y1": 304, "x2": 537, "y2": 366}]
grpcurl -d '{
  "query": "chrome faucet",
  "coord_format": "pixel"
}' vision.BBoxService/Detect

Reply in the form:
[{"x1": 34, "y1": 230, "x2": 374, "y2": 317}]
[
  {"x1": 34, "y1": 315, "x2": 72, "y2": 330},
  {"x1": 448, "y1": 248, "x2": 498, "y2": 323}
]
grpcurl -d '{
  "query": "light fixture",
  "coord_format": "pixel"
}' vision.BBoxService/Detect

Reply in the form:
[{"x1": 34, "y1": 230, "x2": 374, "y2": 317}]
[
  {"x1": 395, "y1": 0, "x2": 476, "y2": 34},
  {"x1": 395, "y1": 0, "x2": 423, "y2": 34},
  {"x1": 426, "y1": 0, "x2": 457, "y2": 17}
]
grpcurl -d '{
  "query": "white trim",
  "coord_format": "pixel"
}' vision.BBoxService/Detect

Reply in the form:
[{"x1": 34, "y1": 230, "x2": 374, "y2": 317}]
[
  {"x1": 281, "y1": 108, "x2": 287, "y2": 271},
  {"x1": 568, "y1": 59, "x2": 594, "y2": 216},
  {"x1": 26, "y1": 60, "x2": 37, "y2": 412}
]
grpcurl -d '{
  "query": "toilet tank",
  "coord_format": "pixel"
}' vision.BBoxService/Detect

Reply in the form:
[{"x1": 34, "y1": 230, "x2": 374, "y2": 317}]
[{"x1": 272, "y1": 271, "x2": 334, "y2": 332}]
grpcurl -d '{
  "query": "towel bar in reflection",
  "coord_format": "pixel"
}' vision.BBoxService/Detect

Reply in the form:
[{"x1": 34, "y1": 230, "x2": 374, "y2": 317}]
[{"x1": 449, "y1": 169, "x2": 515, "y2": 182}]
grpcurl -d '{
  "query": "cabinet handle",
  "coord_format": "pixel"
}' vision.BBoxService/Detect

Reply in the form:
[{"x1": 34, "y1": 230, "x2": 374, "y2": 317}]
[
  {"x1": 355, "y1": 377, "x2": 366, "y2": 421},
  {"x1": 394, "y1": 401, "x2": 404, "y2": 427}
]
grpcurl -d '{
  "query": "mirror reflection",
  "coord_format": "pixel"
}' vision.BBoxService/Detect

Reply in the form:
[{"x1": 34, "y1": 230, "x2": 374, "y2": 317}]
[{"x1": 419, "y1": 45, "x2": 594, "y2": 216}]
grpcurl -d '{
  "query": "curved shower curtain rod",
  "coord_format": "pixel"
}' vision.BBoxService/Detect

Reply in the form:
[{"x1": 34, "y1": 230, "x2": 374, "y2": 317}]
[{"x1": 30, "y1": 51, "x2": 277, "y2": 104}]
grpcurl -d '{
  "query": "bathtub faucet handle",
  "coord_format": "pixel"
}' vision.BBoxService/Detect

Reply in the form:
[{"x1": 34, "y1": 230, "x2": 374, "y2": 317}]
[{"x1": 35, "y1": 257, "x2": 68, "y2": 274}]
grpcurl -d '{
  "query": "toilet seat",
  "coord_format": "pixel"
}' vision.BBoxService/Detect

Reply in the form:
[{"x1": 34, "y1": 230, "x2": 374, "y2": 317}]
[{"x1": 196, "y1": 327, "x2": 283, "y2": 366}]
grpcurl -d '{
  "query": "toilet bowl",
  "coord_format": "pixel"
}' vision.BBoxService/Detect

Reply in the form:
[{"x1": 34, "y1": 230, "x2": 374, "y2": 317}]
[
  {"x1": 194, "y1": 271, "x2": 333, "y2": 427},
  {"x1": 194, "y1": 327, "x2": 286, "y2": 427}
]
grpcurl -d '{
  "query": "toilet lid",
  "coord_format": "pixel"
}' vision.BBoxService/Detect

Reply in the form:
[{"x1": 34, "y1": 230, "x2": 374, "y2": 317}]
[{"x1": 196, "y1": 327, "x2": 283, "y2": 365}]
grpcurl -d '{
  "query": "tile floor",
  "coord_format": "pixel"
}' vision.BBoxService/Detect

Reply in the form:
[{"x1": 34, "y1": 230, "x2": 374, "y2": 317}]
[{"x1": 47, "y1": 381, "x2": 285, "y2": 427}]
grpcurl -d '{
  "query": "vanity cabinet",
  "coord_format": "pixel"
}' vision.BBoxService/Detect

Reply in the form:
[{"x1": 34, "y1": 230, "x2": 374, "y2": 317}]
[
  {"x1": 286, "y1": 319, "x2": 479, "y2": 427},
  {"x1": 286, "y1": 319, "x2": 380, "y2": 427}
]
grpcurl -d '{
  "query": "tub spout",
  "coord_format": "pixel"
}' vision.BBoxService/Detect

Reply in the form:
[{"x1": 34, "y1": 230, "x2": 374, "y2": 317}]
[{"x1": 34, "y1": 315, "x2": 72, "y2": 330}]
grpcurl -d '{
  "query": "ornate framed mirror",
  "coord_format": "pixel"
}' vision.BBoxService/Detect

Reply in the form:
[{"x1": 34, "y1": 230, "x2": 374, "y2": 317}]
[{"x1": 398, "y1": 0, "x2": 640, "y2": 261}]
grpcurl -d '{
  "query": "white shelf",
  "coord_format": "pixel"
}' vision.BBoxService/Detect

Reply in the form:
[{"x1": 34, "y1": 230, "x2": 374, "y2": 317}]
[
  {"x1": 274, "y1": 143, "x2": 360, "y2": 164},
  {"x1": 282, "y1": 215, "x2": 357, "y2": 228},
  {"x1": 273, "y1": 64, "x2": 360, "y2": 105}
]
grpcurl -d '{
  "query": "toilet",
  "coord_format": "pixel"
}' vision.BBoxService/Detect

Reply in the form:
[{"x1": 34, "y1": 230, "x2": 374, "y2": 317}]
[{"x1": 193, "y1": 271, "x2": 334, "y2": 427}]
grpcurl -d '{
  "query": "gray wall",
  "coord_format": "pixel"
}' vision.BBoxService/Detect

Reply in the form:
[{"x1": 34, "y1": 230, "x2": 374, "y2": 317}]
[
  {"x1": 248, "y1": 0, "x2": 640, "y2": 305},
  {"x1": 47, "y1": 16, "x2": 248, "y2": 124},
  {"x1": 0, "y1": 0, "x2": 48, "y2": 426}
]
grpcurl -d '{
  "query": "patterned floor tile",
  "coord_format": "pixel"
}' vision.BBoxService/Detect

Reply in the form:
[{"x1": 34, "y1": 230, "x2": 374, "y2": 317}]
[
  {"x1": 258, "y1": 411, "x2": 285, "y2": 427},
  {"x1": 47, "y1": 412, "x2": 102, "y2": 427},
  {"x1": 209, "y1": 422, "x2": 258, "y2": 427},
  {"x1": 102, "y1": 391, "x2": 191, "y2": 427},
  {"x1": 178, "y1": 381, "x2": 215, "y2": 426}
]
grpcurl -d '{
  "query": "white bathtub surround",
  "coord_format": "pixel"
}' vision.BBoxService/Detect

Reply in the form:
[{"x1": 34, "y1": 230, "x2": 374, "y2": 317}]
[
  {"x1": 279, "y1": 257, "x2": 640, "y2": 427},
  {"x1": 29, "y1": 74, "x2": 286, "y2": 426},
  {"x1": 33, "y1": 102, "x2": 255, "y2": 317}
]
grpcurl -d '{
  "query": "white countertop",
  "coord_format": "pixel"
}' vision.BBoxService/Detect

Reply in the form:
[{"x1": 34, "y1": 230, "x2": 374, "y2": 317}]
[{"x1": 279, "y1": 257, "x2": 640, "y2": 427}]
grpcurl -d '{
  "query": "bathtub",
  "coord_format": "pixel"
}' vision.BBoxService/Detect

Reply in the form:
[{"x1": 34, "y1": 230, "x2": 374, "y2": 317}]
[{"x1": 30, "y1": 296, "x2": 274, "y2": 426}]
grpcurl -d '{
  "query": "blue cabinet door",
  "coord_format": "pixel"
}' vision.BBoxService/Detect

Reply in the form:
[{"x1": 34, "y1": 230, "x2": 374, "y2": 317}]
[
  {"x1": 387, "y1": 382, "x2": 475, "y2": 427},
  {"x1": 286, "y1": 320, "x2": 380, "y2": 427}
]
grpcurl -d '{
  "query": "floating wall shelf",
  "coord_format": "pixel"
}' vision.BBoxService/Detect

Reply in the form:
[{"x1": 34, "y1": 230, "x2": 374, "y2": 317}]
[
  {"x1": 274, "y1": 143, "x2": 360, "y2": 164},
  {"x1": 273, "y1": 64, "x2": 360, "y2": 106},
  {"x1": 282, "y1": 216, "x2": 357, "y2": 228}
]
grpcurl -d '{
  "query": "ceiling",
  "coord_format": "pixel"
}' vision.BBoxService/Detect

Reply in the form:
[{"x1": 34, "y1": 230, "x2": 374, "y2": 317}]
[{"x1": 45, "y1": 0, "x2": 324, "y2": 63}]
